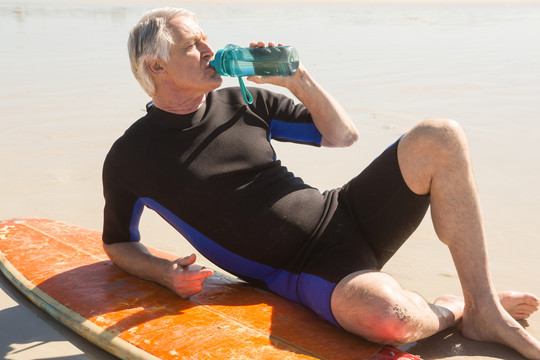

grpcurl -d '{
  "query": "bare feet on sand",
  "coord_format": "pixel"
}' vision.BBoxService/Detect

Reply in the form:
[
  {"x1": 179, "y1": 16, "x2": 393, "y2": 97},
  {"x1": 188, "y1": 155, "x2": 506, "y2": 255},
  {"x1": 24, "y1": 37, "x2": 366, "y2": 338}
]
[
  {"x1": 498, "y1": 291, "x2": 540, "y2": 320},
  {"x1": 460, "y1": 291, "x2": 540, "y2": 360}
]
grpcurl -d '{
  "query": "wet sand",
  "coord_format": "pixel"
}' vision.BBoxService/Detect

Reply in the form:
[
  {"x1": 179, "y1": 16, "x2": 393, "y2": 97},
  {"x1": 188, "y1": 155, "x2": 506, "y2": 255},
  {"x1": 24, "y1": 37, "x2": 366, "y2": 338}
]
[{"x1": 1, "y1": 0, "x2": 540, "y2": 358}]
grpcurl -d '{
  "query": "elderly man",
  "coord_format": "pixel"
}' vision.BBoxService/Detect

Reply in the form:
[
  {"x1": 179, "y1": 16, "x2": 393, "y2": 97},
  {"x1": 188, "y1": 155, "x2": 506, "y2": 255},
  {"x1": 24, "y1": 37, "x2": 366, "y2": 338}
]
[{"x1": 102, "y1": 7, "x2": 540, "y2": 358}]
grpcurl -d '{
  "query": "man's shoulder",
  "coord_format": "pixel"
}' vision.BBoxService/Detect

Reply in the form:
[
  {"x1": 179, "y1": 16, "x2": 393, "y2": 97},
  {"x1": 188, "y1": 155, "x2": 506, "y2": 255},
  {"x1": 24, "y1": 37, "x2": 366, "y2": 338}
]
[{"x1": 107, "y1": 112, "x2": 152, "y2": 157}]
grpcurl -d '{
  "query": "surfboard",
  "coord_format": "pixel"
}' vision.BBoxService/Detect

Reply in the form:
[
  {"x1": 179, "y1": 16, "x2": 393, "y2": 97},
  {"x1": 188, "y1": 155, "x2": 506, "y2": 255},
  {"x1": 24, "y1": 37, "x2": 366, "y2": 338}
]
[{"x1": 0, "y1": 218, "x2": 420, "y2": 360}]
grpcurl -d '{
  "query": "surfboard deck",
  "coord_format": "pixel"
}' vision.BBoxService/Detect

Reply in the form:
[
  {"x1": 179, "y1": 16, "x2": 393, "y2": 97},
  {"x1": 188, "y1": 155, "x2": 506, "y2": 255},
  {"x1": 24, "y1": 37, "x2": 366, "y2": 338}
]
[{"x1": 0, "y1": 218, "x2": 420, "y2": 360}]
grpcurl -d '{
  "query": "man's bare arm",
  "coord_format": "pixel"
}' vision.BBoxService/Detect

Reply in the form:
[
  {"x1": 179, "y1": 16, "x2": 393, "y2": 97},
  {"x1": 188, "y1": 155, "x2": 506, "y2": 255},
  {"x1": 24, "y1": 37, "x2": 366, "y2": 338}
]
[
  {"x1": 247, "y1": 41, "x2": 359, "y2": 148},
  {"x1": 103, "y1": 241, "x2": 213, "y2": 298}
]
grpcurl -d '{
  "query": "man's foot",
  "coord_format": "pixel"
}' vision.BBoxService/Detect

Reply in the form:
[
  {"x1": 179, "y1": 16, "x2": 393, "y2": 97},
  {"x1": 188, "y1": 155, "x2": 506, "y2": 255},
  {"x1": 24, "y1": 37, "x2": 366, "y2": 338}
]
[
  {"x1": 461, "y1": 292, "x2": 540, "y2": 360},
  {"x1": 434, "y1": 291, "x2": 539, "y2": 323},
  {"x1": 433, "y1": 294, "x2": 465, "y2": 326},
  {"x1": 498, "y1": 291, "x2": 540, "y2": 320}
]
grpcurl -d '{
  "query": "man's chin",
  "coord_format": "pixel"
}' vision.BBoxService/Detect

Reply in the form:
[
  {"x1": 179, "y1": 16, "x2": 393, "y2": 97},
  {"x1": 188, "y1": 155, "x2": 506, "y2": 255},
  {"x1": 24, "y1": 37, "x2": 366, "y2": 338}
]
[
  {"x1": 213, "y1": 74, "x2": 224, "y2": 84},
  {"x1": 208, "y1": 76, "x2": 223, "y2": 89}
]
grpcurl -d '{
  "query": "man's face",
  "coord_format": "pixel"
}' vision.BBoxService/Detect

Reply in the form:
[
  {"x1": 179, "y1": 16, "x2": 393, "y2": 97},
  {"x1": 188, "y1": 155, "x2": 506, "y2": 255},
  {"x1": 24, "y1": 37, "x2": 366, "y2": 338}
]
[{"x1": 161, "y1": 16, "x2": 222, "y2": 96}]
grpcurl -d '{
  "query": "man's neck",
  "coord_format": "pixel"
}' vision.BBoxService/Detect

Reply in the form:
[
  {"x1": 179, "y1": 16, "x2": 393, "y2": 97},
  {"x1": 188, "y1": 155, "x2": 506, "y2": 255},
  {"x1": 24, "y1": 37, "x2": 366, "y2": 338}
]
[{"x1": 153, "y1": 93, "x2": 207, "y2": 115}]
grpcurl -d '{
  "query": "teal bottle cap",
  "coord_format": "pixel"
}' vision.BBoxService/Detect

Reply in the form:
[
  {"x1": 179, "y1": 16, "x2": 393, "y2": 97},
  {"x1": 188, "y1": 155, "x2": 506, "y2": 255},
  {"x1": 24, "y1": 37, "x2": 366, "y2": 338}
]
[
  {"x1": 210, "y1": 44, "x2": 253, "y2": 104},
  {"x1": 209, "y1": 48, "x2": 225, "y2": 75}
]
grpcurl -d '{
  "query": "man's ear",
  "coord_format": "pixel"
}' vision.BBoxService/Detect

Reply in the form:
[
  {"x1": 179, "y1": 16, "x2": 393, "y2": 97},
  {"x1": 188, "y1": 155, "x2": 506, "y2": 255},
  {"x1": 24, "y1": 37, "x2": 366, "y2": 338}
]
[{"x1": 148, "y1": 60, "x2": 165, "y2": 74}]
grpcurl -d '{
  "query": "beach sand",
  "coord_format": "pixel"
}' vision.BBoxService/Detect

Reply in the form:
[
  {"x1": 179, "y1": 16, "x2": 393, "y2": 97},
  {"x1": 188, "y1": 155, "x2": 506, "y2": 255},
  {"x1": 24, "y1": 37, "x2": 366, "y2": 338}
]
[{"x1": 1, "y1": 0, "x2": 540, "y2": 358}]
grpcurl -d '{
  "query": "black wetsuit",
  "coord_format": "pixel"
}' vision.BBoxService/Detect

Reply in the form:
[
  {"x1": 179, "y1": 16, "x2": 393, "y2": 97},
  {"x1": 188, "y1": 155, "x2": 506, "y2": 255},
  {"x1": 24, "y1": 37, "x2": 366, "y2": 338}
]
[{"x1": 102, "y1": 87, "x2": 430, "y2": 325}]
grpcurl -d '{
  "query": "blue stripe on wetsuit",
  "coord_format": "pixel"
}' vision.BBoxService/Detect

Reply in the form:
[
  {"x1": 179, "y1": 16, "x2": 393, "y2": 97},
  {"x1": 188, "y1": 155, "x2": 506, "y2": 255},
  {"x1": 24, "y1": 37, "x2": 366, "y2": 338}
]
[
  {"x1": 128, "y1": 197, "x2": 338, "y2": 326},
  {"x1": 269, "y1": 119, "x2": 322, "y2": 146}
]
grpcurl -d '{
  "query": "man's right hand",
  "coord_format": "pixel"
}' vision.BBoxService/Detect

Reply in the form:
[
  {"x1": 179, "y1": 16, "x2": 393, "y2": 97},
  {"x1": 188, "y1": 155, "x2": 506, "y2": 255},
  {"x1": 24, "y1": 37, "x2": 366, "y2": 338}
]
[{"x1": 163, "y1": 254, "x2": 214, "y2": 298}]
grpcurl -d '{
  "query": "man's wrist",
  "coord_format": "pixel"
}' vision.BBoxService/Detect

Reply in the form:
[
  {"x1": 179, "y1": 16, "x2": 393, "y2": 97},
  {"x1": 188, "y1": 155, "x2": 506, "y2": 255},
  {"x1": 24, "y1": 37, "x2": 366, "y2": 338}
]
[
  {"x1": 288, "y1": 67, "x2": 317, "y2": 102},
  {"x1": 160, "y1": 258, "x2": 178, "y2": 289}
]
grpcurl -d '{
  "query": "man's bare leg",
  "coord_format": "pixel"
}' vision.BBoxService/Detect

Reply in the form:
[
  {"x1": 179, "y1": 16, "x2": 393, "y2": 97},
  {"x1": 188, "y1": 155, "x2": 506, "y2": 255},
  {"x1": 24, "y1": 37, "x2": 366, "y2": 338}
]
[
  {"x1": 331, "y1": 118, "x2": 540, "y2": 358},
  {"x1": 331, "y1": 271, "x2": 538, "y2": 344},
  {"x1": 332, "y1": 271, "x2": 463, "y2": 344}
]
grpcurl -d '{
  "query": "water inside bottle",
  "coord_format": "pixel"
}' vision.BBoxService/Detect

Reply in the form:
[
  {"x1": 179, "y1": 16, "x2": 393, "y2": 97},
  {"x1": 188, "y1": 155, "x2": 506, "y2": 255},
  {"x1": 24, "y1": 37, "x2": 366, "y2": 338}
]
[
  {"x1": 232, "y1": 59, "x2": 300, "y2": 76},
  {"x1": 222, "y1": 46, "x2": 299, "y2": 77}
]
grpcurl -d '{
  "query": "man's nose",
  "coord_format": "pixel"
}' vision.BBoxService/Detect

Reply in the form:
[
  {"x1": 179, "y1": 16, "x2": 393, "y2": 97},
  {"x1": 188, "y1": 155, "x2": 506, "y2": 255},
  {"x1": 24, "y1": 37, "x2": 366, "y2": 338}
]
[{"x1": 200, "y1": 41, "x2": 214, "y2": 59}]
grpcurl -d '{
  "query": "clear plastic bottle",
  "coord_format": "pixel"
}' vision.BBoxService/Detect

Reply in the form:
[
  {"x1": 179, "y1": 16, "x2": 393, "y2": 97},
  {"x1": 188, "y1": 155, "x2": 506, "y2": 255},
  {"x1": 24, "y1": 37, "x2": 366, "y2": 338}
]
[
  {"x1": 210, "y1": 44, "x2": 300, "y2": 77},
  {"x1": 209, "y1": 44, "x2": 300, "y2": 104}
]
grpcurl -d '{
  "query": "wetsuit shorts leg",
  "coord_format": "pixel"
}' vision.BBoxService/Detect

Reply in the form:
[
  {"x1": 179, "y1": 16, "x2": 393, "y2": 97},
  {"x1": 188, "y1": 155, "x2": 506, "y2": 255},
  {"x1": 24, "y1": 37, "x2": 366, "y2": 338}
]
[{"x1": 298, "y1": 138, "x2": 430, "y2": 326}]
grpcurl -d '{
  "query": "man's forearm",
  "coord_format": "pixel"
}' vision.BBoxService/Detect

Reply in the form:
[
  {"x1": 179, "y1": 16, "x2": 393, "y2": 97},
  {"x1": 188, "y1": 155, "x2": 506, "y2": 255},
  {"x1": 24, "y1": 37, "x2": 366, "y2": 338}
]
[
  {"x1": 287, "y1": 67, "x2": 359, "y2": 148},
  {"x1": 103, "y1": 241, "x2": 173, "y2": 287}
]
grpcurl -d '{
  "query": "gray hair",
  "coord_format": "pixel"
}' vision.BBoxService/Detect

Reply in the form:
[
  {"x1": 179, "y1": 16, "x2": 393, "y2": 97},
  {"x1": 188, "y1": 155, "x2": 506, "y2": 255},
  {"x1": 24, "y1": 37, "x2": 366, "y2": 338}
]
[{"x1": 128, "y1": 8, "x2": 196, "y2": 97}]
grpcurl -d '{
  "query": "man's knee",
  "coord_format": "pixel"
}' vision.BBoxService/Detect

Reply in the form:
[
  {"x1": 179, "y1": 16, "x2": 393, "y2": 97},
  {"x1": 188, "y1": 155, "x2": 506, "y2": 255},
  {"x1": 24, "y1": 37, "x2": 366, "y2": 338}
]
[
  {"x1": 406, "y1": 118, "x2": 468, "y2": 155},
  {"x1": 398, "y1": 118, "x2": 471, "y2": 194},
  {"x1": 331, "y1": 271, "x2": 419, "y2": 345}
]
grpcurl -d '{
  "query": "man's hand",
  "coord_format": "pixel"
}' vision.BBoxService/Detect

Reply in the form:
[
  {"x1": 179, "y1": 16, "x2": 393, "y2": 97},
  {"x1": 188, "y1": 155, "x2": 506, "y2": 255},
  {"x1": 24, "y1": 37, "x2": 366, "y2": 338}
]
[
  {"x1": 163, "y1": 254, "x2": 214, "y2": 298},
  {"x1": 246, "y1": 41, "x2": 303, "y2": 90}
]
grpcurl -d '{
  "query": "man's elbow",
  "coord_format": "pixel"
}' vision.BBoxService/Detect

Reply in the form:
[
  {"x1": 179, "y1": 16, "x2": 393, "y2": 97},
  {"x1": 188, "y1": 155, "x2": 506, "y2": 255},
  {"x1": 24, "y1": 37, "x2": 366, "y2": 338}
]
[
  {"x1": 322, "y1": 129, "x2": 359, "y2": 148},
  {"x1": 343, "y1": 129, "x2": 359, "y2": 147},
  {"x1": 102, "y1": 241, "x2": 119, "y2": 263}
]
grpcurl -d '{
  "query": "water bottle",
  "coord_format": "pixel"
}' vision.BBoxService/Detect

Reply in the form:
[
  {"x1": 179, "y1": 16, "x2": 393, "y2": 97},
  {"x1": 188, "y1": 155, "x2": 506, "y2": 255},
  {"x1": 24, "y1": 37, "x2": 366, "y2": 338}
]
[
  {"x1": 210, "y1": 44, "x2": 299, "y2": 77},
  {"x1": 210, "y1": 44, "x2": 300, "y2": 104}
]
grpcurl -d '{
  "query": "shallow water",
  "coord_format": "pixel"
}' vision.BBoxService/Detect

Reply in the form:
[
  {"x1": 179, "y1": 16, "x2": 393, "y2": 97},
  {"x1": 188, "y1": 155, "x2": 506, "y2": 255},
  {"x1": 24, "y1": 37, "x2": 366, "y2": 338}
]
[{"x1": 1, "y1": 1, "x2": 540, "y2": 358}]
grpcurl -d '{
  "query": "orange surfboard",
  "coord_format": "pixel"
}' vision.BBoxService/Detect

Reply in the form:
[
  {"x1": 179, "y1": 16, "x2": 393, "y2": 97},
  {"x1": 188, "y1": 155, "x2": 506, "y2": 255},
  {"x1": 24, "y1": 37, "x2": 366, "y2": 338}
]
[{"x1": 0, "y1": 218, "x2": 419, "y2": 360}]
